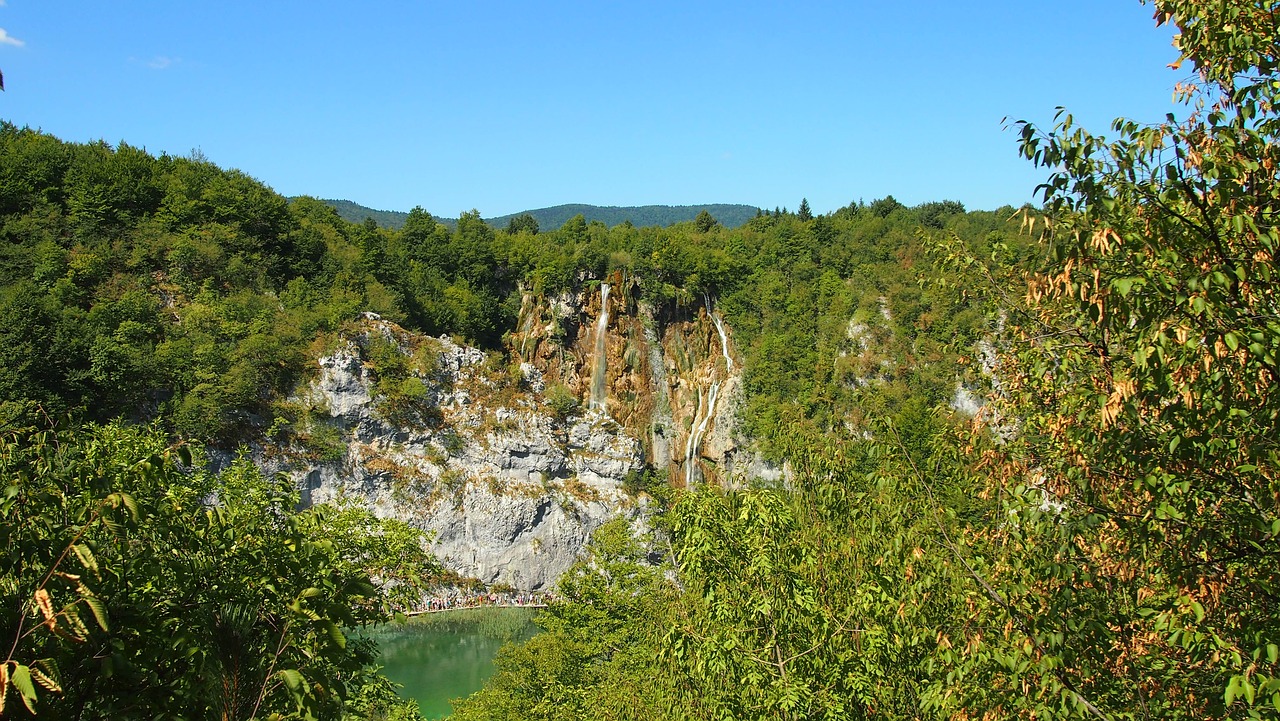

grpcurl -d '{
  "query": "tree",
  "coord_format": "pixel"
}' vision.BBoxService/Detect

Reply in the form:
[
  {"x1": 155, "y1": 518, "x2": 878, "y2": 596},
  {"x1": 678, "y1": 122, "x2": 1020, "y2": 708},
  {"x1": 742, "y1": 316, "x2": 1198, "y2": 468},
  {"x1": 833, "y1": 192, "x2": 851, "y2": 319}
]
[
  {"x1": 450, "y1": 519, "x2": 679, "y2": 721},
  {"x1": 506, "y1": 212, "x2": 539, "y2": 235},
  {"x1": 919, "y1": 1, "x2": 1280, "y2": 716},
  {"x1": 694, "y1": 209, "x2": 717, "y2": 233},
  {"x1": 868, "y1": 195, "x2": 901, "y2": 218},
  {"x1": 354, "y1": 216, "x2": 387, "y2": 279},
  {"x1": 797, "y1": 198, "x2": 813, "y2": 222},
  {"x1": 0, "y1": 421, "x2": 436, "y2": 719},
  {"x1": 560, "y1": 214, "x2": 589, "y2": 244},
  {"x1": 915, "y1": 200, "x2": 964, "y2": 229}
]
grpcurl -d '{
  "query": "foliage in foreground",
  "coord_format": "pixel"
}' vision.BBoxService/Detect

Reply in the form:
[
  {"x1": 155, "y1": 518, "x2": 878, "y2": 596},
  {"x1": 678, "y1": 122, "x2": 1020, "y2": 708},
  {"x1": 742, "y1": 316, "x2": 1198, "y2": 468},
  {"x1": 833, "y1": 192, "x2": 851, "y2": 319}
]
[
  {"x1": 0, "y1": 420, "x2": 434, "y2": 720},
  {"x1": 462, "y1": 2, "x2": 1280, "y2": 718},
  {"x1": 449, "y1": 519, "x2": 681, "y2": 721},
  {"x1": 952, "y1": 0, "x2": 1280, "y2": 714}
]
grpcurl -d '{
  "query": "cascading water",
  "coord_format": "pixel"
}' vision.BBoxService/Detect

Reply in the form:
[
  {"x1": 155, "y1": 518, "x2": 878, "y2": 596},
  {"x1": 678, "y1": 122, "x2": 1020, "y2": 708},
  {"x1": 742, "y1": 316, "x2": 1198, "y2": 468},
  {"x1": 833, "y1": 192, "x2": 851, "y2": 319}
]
[
  {"x1": 710, "y1": 311, "x2": 732, "y2": 373},
  {"x1": 517, "y1": 293, "x2": 536, "y2": 356},
  {"x1": 589, "y1": 283, "x2": 610, "y2": 412},
  {"x1": 685, "y1": 381, "x2": 719, "y2": 486},
  {"x1": 680, "y1": 297, "x2": 734, "y2": 485},
  {"x1": 704, "y1": 293, "x2": 733, "y2": 372},
  {"x1": 684, "y1": 387, "x2": 704, "y2": 486}
]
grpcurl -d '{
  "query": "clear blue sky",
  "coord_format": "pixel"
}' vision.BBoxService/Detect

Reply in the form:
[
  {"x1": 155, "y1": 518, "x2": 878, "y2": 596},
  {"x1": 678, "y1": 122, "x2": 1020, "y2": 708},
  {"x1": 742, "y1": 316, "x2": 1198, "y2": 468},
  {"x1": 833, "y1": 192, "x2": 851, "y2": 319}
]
[{"x1": 1, "y1": 1, "x2": 1181, "y2": 218}]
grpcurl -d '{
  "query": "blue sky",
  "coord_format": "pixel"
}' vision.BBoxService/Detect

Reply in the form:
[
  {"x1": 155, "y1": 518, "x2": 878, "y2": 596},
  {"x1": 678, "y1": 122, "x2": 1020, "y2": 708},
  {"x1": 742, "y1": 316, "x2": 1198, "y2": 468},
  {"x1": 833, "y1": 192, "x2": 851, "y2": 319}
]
[{"x1": 1, "y1": 1, "x2": 1181, "y2": 218}]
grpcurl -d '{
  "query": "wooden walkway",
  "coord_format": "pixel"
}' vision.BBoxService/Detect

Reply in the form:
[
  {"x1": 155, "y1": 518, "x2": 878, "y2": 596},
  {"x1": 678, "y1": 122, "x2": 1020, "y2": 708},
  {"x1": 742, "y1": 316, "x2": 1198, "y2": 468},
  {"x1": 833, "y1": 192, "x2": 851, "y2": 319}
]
[{"x1": 405, "y1": 603, "x2": 548, "y2": 617}]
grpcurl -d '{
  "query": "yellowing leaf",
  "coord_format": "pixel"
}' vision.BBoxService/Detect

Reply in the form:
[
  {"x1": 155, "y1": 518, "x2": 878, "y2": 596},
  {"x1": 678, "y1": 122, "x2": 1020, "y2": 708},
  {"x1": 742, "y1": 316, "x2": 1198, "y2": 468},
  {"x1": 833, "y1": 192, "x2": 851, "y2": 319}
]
[
  {"x1": 34, "y1": 588, "x2": 54, "y2": 626},
  {"x1": 30, "y1": 665, "x2": 60, "y2": 694}
]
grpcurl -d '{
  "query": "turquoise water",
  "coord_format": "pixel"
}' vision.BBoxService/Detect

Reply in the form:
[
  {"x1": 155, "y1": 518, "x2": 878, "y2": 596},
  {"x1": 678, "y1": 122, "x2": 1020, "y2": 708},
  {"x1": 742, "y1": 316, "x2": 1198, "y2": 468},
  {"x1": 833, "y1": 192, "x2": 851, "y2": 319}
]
[{"x1": 365, "y1": 609, "x2": 538, "y2": 719}]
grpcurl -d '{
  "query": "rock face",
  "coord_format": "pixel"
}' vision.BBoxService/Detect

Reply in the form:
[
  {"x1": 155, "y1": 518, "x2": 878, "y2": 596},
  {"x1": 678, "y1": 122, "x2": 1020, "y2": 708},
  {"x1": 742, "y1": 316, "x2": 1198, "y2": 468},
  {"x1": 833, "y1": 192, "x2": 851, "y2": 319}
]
[
  {"x1": 259, "y1": 276, "x2": 768, "y2": 591},
  {"x1": 508, "y1": 274, "x2": 755, "y2": 488},
  {"x1": 266, "y1": 317, "x2": 645, "y2": 591}
]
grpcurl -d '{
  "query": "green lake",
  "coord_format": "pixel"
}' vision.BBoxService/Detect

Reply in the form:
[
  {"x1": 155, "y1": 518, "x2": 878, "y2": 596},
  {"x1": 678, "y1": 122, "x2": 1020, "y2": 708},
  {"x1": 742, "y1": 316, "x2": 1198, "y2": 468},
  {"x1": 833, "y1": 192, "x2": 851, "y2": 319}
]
[{"x1": 365, "y1": 608, "x2": 539, "y2": 719}]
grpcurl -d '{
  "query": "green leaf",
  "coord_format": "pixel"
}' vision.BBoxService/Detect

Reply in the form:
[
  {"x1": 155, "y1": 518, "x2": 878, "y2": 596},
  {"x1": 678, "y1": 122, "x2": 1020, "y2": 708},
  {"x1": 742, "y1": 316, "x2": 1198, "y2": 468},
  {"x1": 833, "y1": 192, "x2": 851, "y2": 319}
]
[
  {"x1": 11, "y1": 664, "x2": 37, "y2": 713},
  {"x1": 322, "y1": 621, "x2": 346, "y2": 649},
  {"x1": 278, "y1": 668, "x2": 304, "y2": 693},
  {"x1": 80, "y1": 595, "x2": 110, "y2": 632},
  {"x1": 30, "y1": 662, "x2": 61, "y2": 694},
  {"x1": 1226, "y1": 676, "x2": 1241, "y2": 705},
  {"x1": 71, "y1": 544, "x2": 99, "y2": 575},
  {"x1": 118, "y1": 492, "x2": 138, "y2": 520}
]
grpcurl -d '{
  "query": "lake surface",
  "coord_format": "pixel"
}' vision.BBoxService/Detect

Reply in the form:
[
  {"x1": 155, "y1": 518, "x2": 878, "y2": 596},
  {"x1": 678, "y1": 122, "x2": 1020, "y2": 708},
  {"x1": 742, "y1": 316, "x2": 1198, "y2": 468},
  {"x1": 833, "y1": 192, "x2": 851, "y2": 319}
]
[{"x1": 366, "y1": 608, "x2": 538, "y2": 719}]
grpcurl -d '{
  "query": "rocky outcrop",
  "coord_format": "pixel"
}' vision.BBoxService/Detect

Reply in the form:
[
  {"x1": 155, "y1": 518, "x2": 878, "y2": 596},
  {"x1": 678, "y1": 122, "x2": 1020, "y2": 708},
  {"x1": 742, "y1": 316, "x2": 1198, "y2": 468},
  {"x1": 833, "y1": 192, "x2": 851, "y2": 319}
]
[
  {"x1": 509, "y1": 275, "x2": 752, "y2": 488},
  {"x1": 257, "y1": 276, "x2": 767, "y2": 591},
  {"x1": 264, "y1": 316, "x2": 645, "y2": 591}
]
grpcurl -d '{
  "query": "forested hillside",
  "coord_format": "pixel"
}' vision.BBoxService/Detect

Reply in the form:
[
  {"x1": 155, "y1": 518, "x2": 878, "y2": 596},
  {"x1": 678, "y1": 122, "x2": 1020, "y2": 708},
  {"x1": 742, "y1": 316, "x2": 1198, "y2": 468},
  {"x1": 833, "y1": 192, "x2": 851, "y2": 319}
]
[
  {"x1": 311, "y1": 198, "x2": 421, "y2": 230},
  {"x1": 317, "y1": 198, "x2": 761, "y2": 232},
  {"x1": 0, "y1": 121, "x2": 1010, "y2": 451},
  {"x1": 3, "y1": 1, "x2": 1278, "y2": 718},
  {"x1": 484, "y1": 202, "x2": 761, "y2": 231},
  {"x1": 0, "y1": 116, "x2": 1023, "y2": 718},
  {"x1": 452, "y1": 3, "x2": 1280, "y2": 718}
]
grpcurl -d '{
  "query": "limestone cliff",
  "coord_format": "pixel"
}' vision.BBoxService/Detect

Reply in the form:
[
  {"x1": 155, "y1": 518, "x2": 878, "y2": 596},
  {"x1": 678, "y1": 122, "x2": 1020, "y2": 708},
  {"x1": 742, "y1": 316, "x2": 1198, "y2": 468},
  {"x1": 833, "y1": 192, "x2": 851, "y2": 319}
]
[
  {"x1": 259, "y1": 274, "x2": 760, "y2": 591},
  {"x1": 508, "y1": 273, "x2": 754, "y2": 488}
]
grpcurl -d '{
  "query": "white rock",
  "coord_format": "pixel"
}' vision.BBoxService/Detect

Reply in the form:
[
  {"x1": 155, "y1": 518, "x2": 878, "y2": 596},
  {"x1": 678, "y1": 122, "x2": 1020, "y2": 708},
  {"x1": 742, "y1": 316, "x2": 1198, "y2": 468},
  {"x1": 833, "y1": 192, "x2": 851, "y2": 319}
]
[{"x1": 267, "y1": 318, "x2": 644, "y2": 591}]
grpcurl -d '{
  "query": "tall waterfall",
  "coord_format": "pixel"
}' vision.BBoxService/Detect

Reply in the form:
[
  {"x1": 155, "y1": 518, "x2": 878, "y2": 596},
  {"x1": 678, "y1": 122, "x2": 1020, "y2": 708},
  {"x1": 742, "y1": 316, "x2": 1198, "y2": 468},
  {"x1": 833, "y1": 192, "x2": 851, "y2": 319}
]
[
  {"x1": 710, "y1": 311, "x2": 733, "y2": 372},
  {"x1": 684, "y1": 381, "x2": 720, "y2": 486},
  {"x1": 517, "y1": 292, "x2": 536, "y2": 355},
  {"x1": 589, "y1": 282, "x2": 610, "y2": 412},
  {"x1": 683, "y1": 298, "x2": 733, "y2": 486},
  {"x1": 705, "y1": 293, "x2": 733, "y2": 372},
  {"x1": 684, "y1": 387, "x2": 705, "y2": 486}
]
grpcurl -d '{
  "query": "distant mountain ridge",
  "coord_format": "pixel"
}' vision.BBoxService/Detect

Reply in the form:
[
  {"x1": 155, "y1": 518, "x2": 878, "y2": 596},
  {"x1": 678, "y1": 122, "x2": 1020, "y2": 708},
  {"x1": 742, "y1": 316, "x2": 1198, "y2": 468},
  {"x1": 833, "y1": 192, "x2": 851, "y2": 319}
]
[
  {"x1": 486, "y1": 203, "x2": 760, "y2": 231},
  {"x1": 306, "y1": 199, "x2": 414, "y2": 229},
  {"x1": 302, "y1": 199, "x2": 760, "y2": 231}
]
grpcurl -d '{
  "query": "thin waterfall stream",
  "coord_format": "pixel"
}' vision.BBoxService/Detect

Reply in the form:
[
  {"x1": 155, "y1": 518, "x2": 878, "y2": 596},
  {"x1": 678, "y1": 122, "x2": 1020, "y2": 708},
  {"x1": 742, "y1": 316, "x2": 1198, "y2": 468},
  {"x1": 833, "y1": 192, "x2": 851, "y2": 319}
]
[
  {"x1": 684, "y1": 387, "x2": 705, "y2": 487},
  {"x1": 710, "y1": 310, "x2": 733, "y2": 372},
  {"x1": 685, "y1": 381, "x2": 719, "y2": 486},
  {"x1": 684, "y1": 298, "x2": 733, "y2": 486},
  {"x1": 589, "y1": 282, "x2": 610, "y2": 412}
]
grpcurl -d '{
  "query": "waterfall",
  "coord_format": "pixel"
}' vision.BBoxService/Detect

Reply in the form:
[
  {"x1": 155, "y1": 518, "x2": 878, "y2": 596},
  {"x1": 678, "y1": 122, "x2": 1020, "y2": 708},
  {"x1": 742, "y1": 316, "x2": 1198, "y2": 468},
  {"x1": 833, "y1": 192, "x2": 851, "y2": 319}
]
[
  {"x1": 517, "y1": 293, "x2": 536, "y2": 356},
  {"x1": 710, "y1": 311, "x2": 732, "y2": 373},
  {"x1": 684, "y1": 381, "x2": 720, "y2": 486},
  {"x1": 589, "y1": 282, "x2": 610, "y2": 412},
  {"x1": 705, "y1": 293, "x2": 733, "y2": 373},
  {"x1": 684, "y1": 387, "x2": 704, "y2": 486},
  {"x1": 681, "y1": 296, "x2": 732, "y2": 486}
]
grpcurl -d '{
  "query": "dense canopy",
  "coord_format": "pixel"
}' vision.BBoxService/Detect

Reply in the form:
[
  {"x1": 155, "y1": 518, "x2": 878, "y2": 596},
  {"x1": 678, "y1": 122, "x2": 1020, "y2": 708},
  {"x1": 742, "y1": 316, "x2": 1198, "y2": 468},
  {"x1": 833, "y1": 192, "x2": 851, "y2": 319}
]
[{"x1": 3, "y1": 1, "x2": 1279, "y2": 718}]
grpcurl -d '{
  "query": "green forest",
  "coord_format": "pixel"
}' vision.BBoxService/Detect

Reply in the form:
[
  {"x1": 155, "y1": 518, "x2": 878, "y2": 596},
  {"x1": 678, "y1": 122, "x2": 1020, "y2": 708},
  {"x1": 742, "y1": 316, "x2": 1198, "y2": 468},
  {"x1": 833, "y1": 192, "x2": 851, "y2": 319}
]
[
  {"x1": 3, "y1": 1, "x2": 1280, "y2": 718},
  {"x1": 317, "y1": 200, "x2": 762, "y2": 234}
]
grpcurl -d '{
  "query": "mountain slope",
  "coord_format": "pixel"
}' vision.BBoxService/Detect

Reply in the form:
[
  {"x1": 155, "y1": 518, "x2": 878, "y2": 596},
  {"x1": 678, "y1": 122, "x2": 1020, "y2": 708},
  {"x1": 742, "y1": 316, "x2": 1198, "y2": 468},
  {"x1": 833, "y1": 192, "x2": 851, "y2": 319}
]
[
  {"x1": 306, "y1": 199, "x2": 760, "y2": 230},
  {"x1": 307, "y1": 198, "x2": 415, "y2": 229},
  {"x1": 486, "y1": 203, "x2": 760, "y2": 230}
]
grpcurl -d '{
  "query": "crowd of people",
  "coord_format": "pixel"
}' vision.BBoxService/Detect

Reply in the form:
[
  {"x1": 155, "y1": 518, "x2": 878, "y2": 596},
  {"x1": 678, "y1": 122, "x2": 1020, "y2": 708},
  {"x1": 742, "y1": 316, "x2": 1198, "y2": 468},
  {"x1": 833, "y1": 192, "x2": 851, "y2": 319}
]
[{"x1": 414, "y1": 590, "x2": 552, "y2": 613}]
